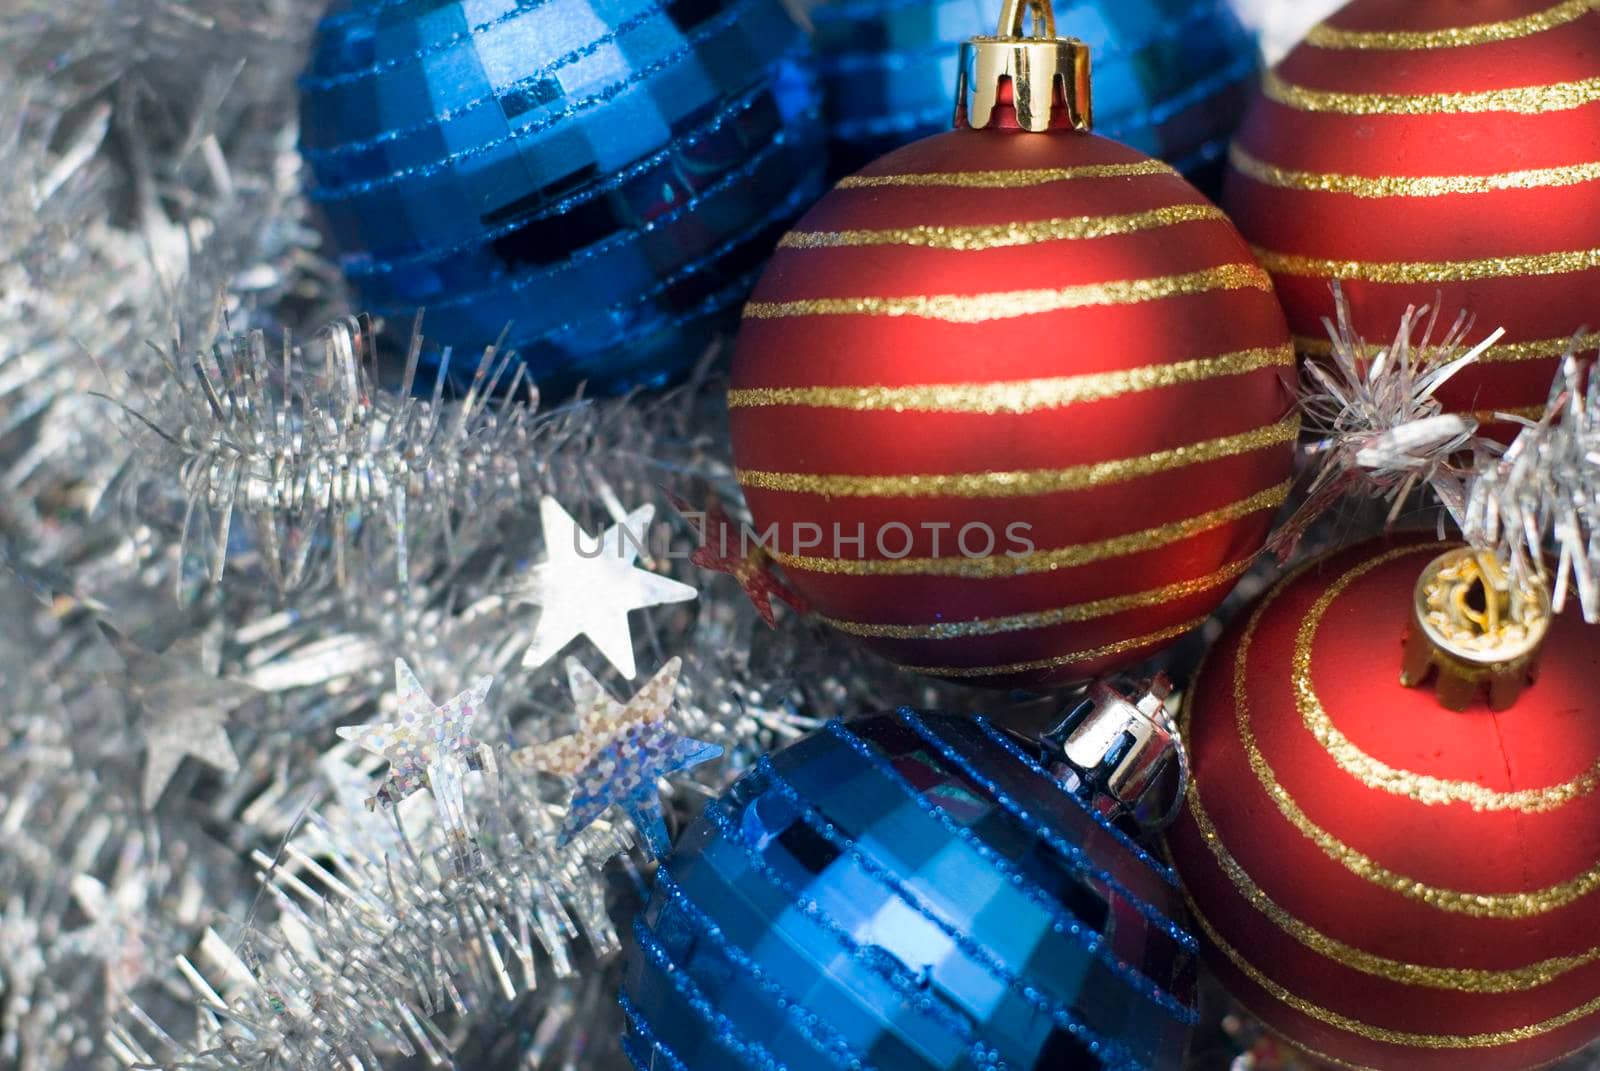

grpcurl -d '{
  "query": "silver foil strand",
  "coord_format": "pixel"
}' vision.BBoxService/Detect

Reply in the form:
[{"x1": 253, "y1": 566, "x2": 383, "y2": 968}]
[{"x1": 1465, "y1": 351, "x2": 1600, "y2": 622}]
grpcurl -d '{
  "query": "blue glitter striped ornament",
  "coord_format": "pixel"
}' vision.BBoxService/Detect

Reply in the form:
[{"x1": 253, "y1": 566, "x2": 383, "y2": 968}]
[
  {"x1": 815, "y1": 0, "x2": 1259, "y2": 181},
  {"x1": 620, "y1": 709, "x2": 1199, "y2": 1070},
  {"x1": 299, "y1": 0, "x2": 826, "y2": 396}
]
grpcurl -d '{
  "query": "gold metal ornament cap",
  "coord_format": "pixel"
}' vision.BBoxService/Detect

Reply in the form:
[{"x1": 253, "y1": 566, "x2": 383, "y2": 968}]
[
  {"x1": 1400, "y1": 547, "x2": 1553, "y2": 712},
  {"x1": 955, "y1": 0, "x2": 1092, "y2": 133}
]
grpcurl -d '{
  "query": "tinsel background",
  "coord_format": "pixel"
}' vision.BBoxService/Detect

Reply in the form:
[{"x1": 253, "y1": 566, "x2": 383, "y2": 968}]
[{"x1": 0, "y1": 1, "x2": 1593, "y2": 1070}]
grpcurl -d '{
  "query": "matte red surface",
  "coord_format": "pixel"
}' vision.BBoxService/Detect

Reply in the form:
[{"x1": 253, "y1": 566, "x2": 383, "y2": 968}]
[
  {"x1": 1167, "y1": 537, "x2": 1600, "y2": 1070},
  {"x1": 729, "y1": 128, "x2": 1296, "y2": 688},
  {"x1": 1221, "y1": 0, "x2": 1600, "y2": 426}
]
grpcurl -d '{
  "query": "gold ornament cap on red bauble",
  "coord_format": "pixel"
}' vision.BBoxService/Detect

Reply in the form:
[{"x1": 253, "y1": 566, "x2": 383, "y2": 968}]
[
  {"x1": 1221, "y1": 0, "x2": 1600, "y2": 432},
  {"x1": 1166, "y1": 536, "x2": 1600, "y2": 1071},
  {"x1": 728, "y1": 0, "x2": 1298, "y2": 690}
]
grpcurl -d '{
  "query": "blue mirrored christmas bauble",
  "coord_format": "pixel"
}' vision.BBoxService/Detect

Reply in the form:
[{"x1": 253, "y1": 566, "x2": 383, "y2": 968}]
[
  {"x1": 299, "y1": 0, "x2": 825, "y2": 396},
  {"x1": 620, "y1": 709, "x2": 1198, "y2": 1070},
  {"x1": 816, "y1": 0, "x2": 1259, "y2": 181}
]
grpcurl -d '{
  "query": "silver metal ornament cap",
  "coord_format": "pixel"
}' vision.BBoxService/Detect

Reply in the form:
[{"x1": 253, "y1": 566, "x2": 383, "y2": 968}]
[
  {"x1": 1042, "y1": 674, "x2": 1183, "y2": 825},
  {"x1": 955, "y1": 0, "x2": 1092, "y2": 133}
]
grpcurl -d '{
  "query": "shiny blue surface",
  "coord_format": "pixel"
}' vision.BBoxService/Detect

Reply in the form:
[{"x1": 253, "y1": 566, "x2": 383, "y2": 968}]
[
  {"x1": 814, "y1": 0, "x2": 1259, "y2": 179},
  {"x1": 621, "y1": 709, "x2": 1198, "y2": 1070},
  {"x1": 300, "y1": 0, "x2": 825, "y2": 396}
]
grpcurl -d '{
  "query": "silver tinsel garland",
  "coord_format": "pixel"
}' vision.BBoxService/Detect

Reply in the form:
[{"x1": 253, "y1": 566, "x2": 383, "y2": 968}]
[
  {"x1": 1465, "y1": 352, "x2": 1600, "y2": 624},
  {"x1": 2, "y1": 2, "x2": 1598, "y2": 1070},
  {"x1": 0, "y1": 6, "x2": 956, "y2": 1065}
]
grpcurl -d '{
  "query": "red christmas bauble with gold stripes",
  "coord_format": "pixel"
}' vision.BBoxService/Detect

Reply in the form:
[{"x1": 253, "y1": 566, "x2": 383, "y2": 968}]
[
  {"x1": 1166, "y1": 537, "x2": 1600, "y2": 1071},
  {"x1": 1223, "y1": 0, "x2": 1600, "y2": 429},
  {"x1": 728, "y1": 121, "x2": 1298, "y2": 689}
]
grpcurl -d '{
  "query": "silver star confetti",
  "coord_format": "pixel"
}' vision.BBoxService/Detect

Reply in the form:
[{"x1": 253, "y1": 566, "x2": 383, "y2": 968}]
[
  {"x1": 516, "y1": 657, "x2": 721, "y2": 857},
  {"x1": 515, "y1": 497, "x2": 697, "y2": 678},
  {"x1": 101, "y1": 625, "x2": 253, "y2": 808},
  {"x1": 62, "y1": 874, "x2": 153, "y2": 995},
  {"x1": 335, "y1": 659, "x2": 495, "y2": 849}
]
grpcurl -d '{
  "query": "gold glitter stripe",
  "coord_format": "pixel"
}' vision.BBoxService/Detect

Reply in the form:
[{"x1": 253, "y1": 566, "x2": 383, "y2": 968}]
[
  {"x1": 899, "y1": 616, "x2": 1209, "y2": 679},
  {"x1": 1474, "y1": 405, "x2": 1551, "y2": 423},
  {"x1": 727, "y1": 345, "x2": 1294, "y2": 414},
  {"x1": 741, "y1": 263, "x2": 1274, "y2": 323},
  {"x1": 1297, "y1": 332, "x2": 1600, "y2": 364},
  {"x1": 1296, "y1": 546, "x2": 1600, "y2": 812},
  {"x1": 823, "y1": 559, "x2": 1253, "y2": 640},
  {"x1": 772, "y1": 480, "x2": 1292, "y2": 577},
  {"x1": 1232, "y1": 1001, "x2": 1380, "y2": 1071},
  {"x1": 833, "y1": 161, "x2": 1176, "y2": 189},
  {"x1": 1229, "y1": 143, "x2": 1600, "y2": 198},
  {"x1": 1187, "y1": 889, "x2": 1600, "y2": 1048},
  {"x1": 1182, "y1": 771, "x2": 1600, "y2": 991},
  {"x1": 736, "y1": 418, "x2": 1298, "y2": 499},
  {"x1": 778, "y1": 204, "x2": 1226, "y2": 251},
  {"x1": 1257, "y1": 245, "x2": 1600, "y2": 284},
  {"x1": 1234, "y1": 563, "x2": 1600, "y2": 918},
  {"x1": 1304, "y1": 0, "x2": 1594, "y2": 50},
  {"x1": 1262, "y1": 69, "x2": 1600, "y2": 115}
]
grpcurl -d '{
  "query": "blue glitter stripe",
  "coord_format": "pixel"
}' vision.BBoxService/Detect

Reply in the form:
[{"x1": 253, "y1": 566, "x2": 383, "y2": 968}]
[
  {"x1": 302, "y1": 0, "x2": 660, "y2": 90},
  {"x1": 374, "y1": 156, "x2": 820, "y2": 320},
  {"x1": 844, "y1": 715, "x2": 1187, "y2": 943},
  {"x1": 822, "y1": 721, "x2": 1198, "y2": 1012},
  {"x1": 649, "y1": 868, "x2": 882, "y2": 1070},
  {"x1": 908, "y1": 714, "x2": 1196, "y2": 954},
  {"x1": 632, "y1": 917, "x2": 790, "y2": 1071},
  {"x1": 965, "y1": 716, "x2": 1180, "y2": 887},
  {"x1": 306, "y1": 0, "x2": 790, "y2": 187},
  {"x1": 347, "y1": 95, "x2": 795, "y2": 276},
  {"x1": 539, "y1": 257, "x2": 760, "y2": 366},
  {"x1": 416, "y1": 247, "x2": 758, "y2": 385},
  {"x1": 698, "y1": 798, "x2": 1009, "y2": 1069},
  {"x1": 619, "y1": 989, "x2": 696, "y2": 1071},
  {"x1": 492, "y1": 86, "x2": 773, "y2": 222},
  {"x1": 752, "y1": 757, "x2": 1148, "y2": 1071}
]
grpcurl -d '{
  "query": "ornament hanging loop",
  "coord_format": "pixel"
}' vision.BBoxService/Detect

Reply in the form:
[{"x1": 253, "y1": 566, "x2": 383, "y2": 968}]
[
  {"x1": 999, "y1": 0, "x2": 1056, "y2": 39},
  {"x1": 955, "y1": 0, "x2": 1092, "y2": 133}
]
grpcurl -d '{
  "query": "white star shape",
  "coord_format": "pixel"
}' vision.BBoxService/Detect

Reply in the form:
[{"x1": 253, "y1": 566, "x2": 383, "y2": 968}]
[{"x1": 515, "y1": 498, "x2": 697, "y2": 678}]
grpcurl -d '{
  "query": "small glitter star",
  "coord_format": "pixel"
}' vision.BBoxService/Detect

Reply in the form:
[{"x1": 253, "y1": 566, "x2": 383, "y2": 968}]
[
  {"x1": 515, "y1": 657, "x2": 721, "y2": 857},
  {"x1": 335, "y1": 660, "x2": 493, "y2": 845},
  {"x1": 101, "y1": 625, "x2": 253, "y2": 808},
  {"x1": 62, "y1": 874, "x2": 153, "y2": 994},
  {"x1": 514, "y1": 497, "x2": 697, "y2": 679},
  {"x1": 668, "y1": 491, "x2": 807, "y2": 628}
]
